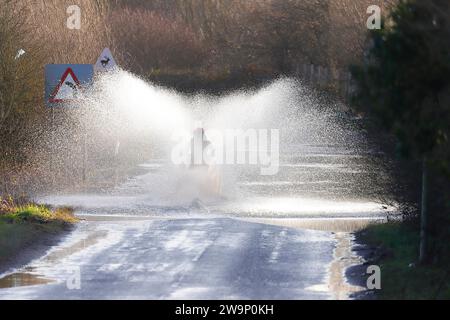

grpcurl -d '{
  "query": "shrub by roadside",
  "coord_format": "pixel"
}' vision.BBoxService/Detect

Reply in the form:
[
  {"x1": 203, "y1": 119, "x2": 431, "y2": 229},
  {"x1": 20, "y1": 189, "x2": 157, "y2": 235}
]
[
  {"x1": 0, "y1": 196, "x2": 78, "y2": 270},
  {"x1": 0, "y1": 196, "x2": 77, "y2": 225}
]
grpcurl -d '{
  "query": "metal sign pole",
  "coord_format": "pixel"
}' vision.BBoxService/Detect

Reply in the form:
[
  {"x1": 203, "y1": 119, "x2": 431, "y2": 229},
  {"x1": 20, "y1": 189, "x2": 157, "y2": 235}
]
[
  {"x1": 83, "y1": 121, "x2": 87, "y2": 187},
  {"x1": 80, "y1": 105, "x2": 88, "y2": 189},
  {"x1": 51, "y1": 106, "x2": 56, "y2": 189},
  {"x1": 45, "y1": 64, "x2": 93, "y2": 191}
]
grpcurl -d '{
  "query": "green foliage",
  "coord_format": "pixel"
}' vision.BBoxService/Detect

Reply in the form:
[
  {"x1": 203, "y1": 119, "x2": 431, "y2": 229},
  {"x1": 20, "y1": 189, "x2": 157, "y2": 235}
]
[
  {"x1": 0, "y1": 196, "x2": 77, "y2": 224},
  {"x1": 352, "y1": 0, "x2": 450, "y2": 160},
  {"x1": 352, "y1": 0, "x2": 450, "y2": 266},
  {"x1": 1, "y1": 205, "x2": 52, "y2": 223},
  {"x1": 362, "y1": 222, "x2": 450, "y2": 299},
  {"x1": 0, "y1": 203, "x2": 76, "y2": 267}
]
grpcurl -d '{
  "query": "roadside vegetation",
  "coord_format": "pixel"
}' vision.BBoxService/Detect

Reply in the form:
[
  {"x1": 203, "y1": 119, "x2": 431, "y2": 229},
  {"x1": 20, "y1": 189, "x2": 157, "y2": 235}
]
[
  {"x1": 0, "y1": 201, "x2": 77, "y2": 225},
  {"x1": 0, "y1": 196, "x2": 77, "y2": 266},
  {"x1": 352, "y1": 0, "x2": 450, "y2": 299},
  {"x1": 360, "y1": 222, "x2": 450, "y2": 299},
  {"x1": 0, "y1": 0, "x2": 448, "y2": 300}
]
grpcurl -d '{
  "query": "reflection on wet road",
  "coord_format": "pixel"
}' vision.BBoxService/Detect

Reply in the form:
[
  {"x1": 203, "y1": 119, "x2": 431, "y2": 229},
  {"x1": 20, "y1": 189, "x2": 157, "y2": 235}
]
[
  {"x1": 0, "y1": 218, "x2": 337, "y2": 299},
  {"x1": 0, "y1": 96, "x2": 394, "y2": 299}
]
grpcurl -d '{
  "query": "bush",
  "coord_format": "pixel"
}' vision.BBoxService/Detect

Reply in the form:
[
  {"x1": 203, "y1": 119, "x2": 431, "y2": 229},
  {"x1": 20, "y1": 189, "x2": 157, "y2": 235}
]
[
  {"x1": 352, "y1": 0, "x2": 450, "y2": 264},
  {"x1": 0, "y1": 196, "x2": 76, "y2": 224},
  {"x1": 109, "y1": 8, "x2": 210, "y2": 73}
]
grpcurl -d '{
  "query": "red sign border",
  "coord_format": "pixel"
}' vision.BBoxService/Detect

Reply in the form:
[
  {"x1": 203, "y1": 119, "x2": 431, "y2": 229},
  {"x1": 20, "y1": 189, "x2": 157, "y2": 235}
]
[{"x1": 49, "y1": 67, "x2": 81, "y2": 103}]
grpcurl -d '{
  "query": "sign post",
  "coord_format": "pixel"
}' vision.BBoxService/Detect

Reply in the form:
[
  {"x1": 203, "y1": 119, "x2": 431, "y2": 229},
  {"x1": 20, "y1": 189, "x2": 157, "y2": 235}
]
[
  {"x1": 45, "y1": 64, "x2": 94, "y2": 188},
  {"x1": 95, "y1": 48, "x2": 120, "y2": 185}
]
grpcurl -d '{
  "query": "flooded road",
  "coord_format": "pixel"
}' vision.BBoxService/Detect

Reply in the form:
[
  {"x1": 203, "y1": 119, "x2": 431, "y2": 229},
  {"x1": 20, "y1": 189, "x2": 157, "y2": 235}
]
[
  {"x1": 0, "y1": 78, "x2": 395, "y2": 299},
  {"x1": 0, "y1": 218, "x2": 339, "y2": 299},
  {"x1": 0, "y1": 149, "x2": 389, "y2": 299}
]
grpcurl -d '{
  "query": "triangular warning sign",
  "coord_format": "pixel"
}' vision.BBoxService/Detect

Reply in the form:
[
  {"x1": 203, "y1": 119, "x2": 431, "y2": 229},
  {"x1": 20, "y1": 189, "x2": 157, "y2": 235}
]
[
  {"x1": 94, "y1": 48, "x2": 117, "y2": 73},
  {"x1": 49, "y1": 68, "x2": 81, "y2": 103}
]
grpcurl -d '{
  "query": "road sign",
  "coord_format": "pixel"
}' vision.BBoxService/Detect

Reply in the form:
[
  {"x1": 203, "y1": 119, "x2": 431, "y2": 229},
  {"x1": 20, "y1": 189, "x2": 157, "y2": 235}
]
[
  {"x1": 45, "y1": 64, "x2": 93, "y2": 107},
  {"x1": 49, "y1": 68, "x2": 80, "y2": 103},
  {"x1": 94, "y1": 48, "x2": 117, "y2": 73}
]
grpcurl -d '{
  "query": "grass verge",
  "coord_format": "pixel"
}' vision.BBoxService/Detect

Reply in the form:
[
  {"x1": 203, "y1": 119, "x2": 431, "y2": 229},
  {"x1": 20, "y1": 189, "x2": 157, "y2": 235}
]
[
  {"x1": 359, "y1": 222, "x2": 450, "y2": 299},
  {"x1": 0, "y1": 199, "x2": 78, "y2": 268}
]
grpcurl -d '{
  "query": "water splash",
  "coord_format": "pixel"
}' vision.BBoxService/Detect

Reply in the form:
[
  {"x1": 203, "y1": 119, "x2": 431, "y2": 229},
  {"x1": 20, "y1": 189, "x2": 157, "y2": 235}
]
[{"x1": 39, "y1": 69, "x2": 396, "y2": 218}]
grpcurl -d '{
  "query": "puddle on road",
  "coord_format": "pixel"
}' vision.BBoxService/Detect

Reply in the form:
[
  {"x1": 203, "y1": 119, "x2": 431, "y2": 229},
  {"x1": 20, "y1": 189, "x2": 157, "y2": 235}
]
[
  {"x1": 244, "y1": 217, "x2": 377, "y2": 299},
  {"x1": 0, "y1": 229, "x2": 108, "y2": 289},
  {"x1": 329, "y1": 232, "x2": 366, "y2": 300},
  {"x1": 44, "y1": 229, "x2": 108, "y2": 263}
]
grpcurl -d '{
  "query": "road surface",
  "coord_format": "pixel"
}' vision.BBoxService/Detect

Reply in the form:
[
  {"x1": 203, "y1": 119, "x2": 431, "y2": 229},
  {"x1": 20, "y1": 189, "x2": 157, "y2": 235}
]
[
  {"x1": 0, "y1": 217, "x2": 335, "y2": 299},
  {"x1": 0, "y1": 113, "x2": 390, "y2": 299}
]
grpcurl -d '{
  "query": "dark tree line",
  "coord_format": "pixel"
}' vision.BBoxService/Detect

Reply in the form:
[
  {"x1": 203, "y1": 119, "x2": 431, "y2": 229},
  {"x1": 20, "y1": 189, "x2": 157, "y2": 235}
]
[{"x1": 352, "y1": 0, "x2": 450, "y2": 264}]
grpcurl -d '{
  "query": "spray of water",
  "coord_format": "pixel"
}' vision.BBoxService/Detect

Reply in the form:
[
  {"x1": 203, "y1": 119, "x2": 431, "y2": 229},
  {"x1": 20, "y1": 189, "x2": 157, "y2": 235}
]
[{"x1": 39, "y1": 69, "x2": 395, "y2": 218}]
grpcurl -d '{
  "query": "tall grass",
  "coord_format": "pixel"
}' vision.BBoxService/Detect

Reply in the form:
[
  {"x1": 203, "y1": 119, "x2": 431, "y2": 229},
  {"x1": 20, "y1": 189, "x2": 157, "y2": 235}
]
[{"x1": 0, "y1": 195, "x2": 77, "y2": 224}]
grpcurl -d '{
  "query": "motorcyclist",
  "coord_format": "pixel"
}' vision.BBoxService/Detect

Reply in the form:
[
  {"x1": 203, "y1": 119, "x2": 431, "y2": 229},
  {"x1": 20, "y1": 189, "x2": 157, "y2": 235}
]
[
  {"x1": 175, "y1": 127, "x2": 222, "y2": 198},
  {"x1": 189, "y1": 128, "x2": 211, "y2": 168}
]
